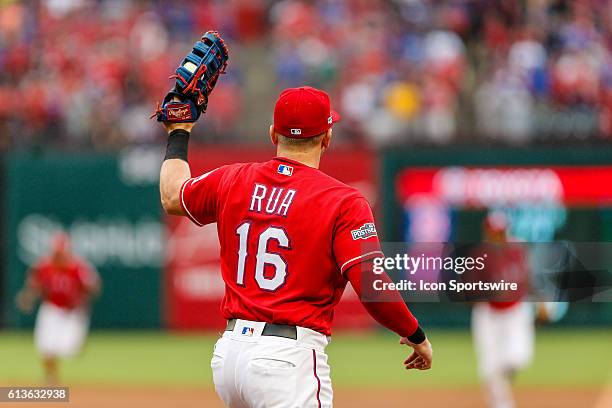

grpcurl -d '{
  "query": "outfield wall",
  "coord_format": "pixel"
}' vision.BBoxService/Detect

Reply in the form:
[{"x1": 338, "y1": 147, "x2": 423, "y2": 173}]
[
  {"x1": 1, "y1": 146, "x2": 611, "y2": 329},
  {"x1": 0, "y1": 146, "x2": 379, "y2": 330},
  {"x1": 3, "y1": 150, "x2": 163, "y2": 329}
]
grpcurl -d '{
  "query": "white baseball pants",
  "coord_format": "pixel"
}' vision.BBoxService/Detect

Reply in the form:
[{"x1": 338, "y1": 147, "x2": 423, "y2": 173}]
[
  {"x1": 472, "y1": 302, "x2": 534, "y2": 378},
  {"x1": 34, "y1": 302, "x2": 89, "y2": 358},
  {"x1": 472, "y1": 303, "x2": 534, "y2": 408},
  {"x1": 211, "y1": 319, "x2": 333, "y2": 408}
]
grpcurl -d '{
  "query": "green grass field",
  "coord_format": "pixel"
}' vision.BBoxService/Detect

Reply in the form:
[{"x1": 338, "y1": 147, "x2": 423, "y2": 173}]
[{"x1": 1, "y1": 329, "x2": 610, "y2": 389}]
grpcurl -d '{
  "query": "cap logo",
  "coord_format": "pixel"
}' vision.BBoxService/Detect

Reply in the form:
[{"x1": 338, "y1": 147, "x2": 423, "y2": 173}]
[{"x1": 290, "y1": 129, "x2": 302, "y2": 135}]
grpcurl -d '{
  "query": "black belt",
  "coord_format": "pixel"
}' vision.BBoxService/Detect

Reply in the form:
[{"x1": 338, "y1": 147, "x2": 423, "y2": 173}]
[{"x1": 226, "y1": 319, "x2": 297, "y2": 340}]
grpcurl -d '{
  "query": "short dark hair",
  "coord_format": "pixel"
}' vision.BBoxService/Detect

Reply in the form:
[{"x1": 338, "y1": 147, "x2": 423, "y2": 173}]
[{"x1": 277, "y1": 132, "x2": 325, "y2": 149}]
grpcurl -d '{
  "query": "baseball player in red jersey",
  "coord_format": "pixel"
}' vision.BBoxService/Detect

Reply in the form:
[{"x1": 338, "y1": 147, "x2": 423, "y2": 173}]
[
  {"x1": 471, "y1": 212, "x2": 533, "y2": 408},
  {"x1": 16, "y1": 232, "x2": 101, "y2": 384},
  {"x1": 159, "y1": 86, "x2": 433, "y2": 407}
]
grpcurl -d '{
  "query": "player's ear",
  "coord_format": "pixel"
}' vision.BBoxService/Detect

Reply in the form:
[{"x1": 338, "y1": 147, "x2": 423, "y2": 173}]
[
  {"x1": 269, "y1": 125, "x2": 279, "y2": 145},
  {"x1": 321, "y1": 128, "x2": 332, "y2": 151}
]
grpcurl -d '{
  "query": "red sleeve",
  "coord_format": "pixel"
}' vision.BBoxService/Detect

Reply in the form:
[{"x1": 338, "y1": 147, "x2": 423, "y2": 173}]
[
  {"x1": 28, "y1": 262, "x2": 45, "y2": 288},
  {"x1": 77, "y1": 260, "x2": 100, "y2": 290},
  {"x1": 346, "y1": 260, "x2": 419, "y2": 338},
  {"x1": 332, "y1": 196, "x2": 383, "y2": 274},
  {"x1": 180, "y1": 166, "x2": 230, "y2": 226}
]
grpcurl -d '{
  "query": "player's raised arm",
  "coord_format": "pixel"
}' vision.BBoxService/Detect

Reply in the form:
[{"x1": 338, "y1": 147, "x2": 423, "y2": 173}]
[
  {"x1": 159, "y1": 123, "x2": 193, "y2": 216},
  {"x1": 154, "y1": 31, "x2": 229, "y2": 216},
  {"x1": 159, "y1": 122, "x2": 231, "y2": 226}
]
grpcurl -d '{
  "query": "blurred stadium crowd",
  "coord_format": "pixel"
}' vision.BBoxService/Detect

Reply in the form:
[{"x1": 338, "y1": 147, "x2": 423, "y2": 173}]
[{"x1": 0, "y1": 0, "x2": 611, "y2": 150}]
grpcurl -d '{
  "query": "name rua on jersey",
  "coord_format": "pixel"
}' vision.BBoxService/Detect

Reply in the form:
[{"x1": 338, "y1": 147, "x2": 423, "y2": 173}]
[
  {"x1": 351, "y1": 223, "x2": 377, "y2": 240},
  {"x1": 249, "y1": 183, "x2": 296, "y2": 216}
]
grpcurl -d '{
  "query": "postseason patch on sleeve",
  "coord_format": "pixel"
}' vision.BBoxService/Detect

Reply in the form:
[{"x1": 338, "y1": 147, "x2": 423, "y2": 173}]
[{"x1": 351, "y1": 223, "x2": 377, "y2": 240}]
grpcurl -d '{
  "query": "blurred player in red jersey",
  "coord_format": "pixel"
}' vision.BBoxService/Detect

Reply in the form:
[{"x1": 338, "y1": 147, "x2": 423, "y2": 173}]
[
  {"x1": 16, "y1": 232, "x2": 101, "y2": 384},
  {"x1": 158, "y1": 86, "x2": 432, "y2": 407},
  {"x1": 471, "y1": 211, "x2": 533, "y2": 408}
]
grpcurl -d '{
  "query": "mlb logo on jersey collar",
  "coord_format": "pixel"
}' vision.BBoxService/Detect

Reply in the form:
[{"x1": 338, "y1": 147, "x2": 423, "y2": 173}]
[
  {"x1": 278, "y1": 164, "x2": 294, "y2": 176},
  {"x1": 241, "y1": 327, "x2": 255, "y2": 337}
]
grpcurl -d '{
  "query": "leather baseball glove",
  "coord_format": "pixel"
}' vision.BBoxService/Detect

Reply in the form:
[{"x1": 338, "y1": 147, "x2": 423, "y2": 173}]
[{"x1": 152, "y1": 31, "x2": 229, "y2": 123}]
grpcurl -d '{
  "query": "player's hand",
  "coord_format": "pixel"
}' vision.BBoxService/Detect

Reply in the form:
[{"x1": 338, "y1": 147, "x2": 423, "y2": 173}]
[
  {"x1": 163, "y1": 121, "x2": 195, "y2": 134},
  {"x1": 15, "y1": 290, "x2": 35, "y2": 314},
  {"x1": 536, "y1": 302, "x2": 550, "y2": 324},
  {"x1": 400, "y1": 336, "x2": 433, "y2": 370}
]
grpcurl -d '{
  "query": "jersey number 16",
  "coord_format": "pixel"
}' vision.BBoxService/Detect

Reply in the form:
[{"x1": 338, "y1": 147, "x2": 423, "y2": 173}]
[{"x1": 235, "y1": 222, "x2": 290, "y2": 291}]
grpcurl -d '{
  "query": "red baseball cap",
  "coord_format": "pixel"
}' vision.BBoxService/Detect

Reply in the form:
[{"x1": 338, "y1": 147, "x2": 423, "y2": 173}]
[{"x1": 273, "y1": 86, "x2": 340, "y2": 139}]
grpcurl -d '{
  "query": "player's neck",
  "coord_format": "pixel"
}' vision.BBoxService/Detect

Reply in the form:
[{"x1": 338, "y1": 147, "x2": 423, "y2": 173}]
[{"x1": 276, "y1": 149, "x2": 321, "y2": 169}]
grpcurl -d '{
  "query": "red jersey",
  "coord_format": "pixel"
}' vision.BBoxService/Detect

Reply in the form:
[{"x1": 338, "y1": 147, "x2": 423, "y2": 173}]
[
  {"x1": 472, "y1": 244, "x2": 530, "y2": 310},
  {"x1": 31, "y1": 257, "x2": 99, "y2": 309},
  {"x1": 181, "y1": 157, "x2": 382, "y2": 335}
]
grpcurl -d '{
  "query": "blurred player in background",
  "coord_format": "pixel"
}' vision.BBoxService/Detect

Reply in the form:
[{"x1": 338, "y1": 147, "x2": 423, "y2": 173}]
[
  {"x1": 15, "y1": 232, "x2": 101, "y2": 384},
  {"x1": 471, "y1": 211, "x2": 533, "y2": 408}
]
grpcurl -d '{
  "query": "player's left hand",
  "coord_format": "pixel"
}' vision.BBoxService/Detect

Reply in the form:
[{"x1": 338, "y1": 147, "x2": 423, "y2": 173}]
[
  {"x1": 400, "y1": 336, "x2": 433, "y2": 370},
  {"x1": 15, "y1": 290, "x2": 35, "y2": 314},
  {"x1": 163, "y1": 121, "x2": 195, "y2": 134}
]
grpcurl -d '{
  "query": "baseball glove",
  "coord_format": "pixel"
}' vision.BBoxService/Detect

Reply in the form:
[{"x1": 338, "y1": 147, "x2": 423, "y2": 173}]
[{"x1": 152, "y1": 31, "x2": 229, "y2": 123}]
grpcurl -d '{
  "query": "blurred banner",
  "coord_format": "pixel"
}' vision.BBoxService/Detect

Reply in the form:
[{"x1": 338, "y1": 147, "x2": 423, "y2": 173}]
[
  {"x1": 165, "y1": 145, "x2": 378, "y2": 331},
  {"x1": 3, "y1": 151, "x2": 163, "y2": 328},
  {"x1": 382, "y1": 147, "x2": 612, "y2": 326},
  {"x1": 396, "y1": 166, "x2": 612, "y2": 242}
]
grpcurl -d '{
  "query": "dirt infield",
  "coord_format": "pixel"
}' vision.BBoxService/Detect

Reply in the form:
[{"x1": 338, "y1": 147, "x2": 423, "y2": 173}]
[{"x1": 9, "y1": 386, "x2": 607, "y2": 408}]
